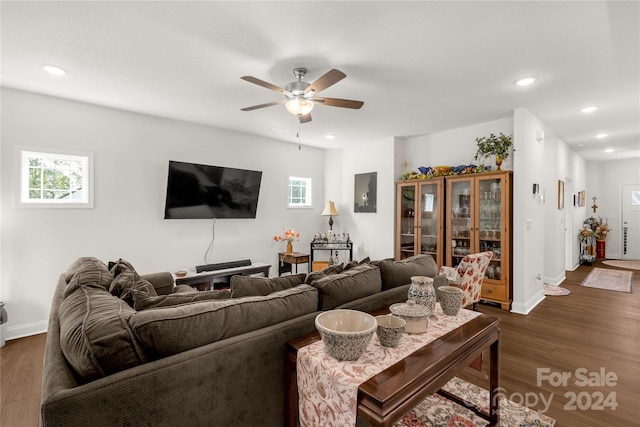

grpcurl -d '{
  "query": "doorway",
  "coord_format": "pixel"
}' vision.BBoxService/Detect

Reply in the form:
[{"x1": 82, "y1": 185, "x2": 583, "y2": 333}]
[{"x1": 621, "y1": 184, "x2": 640, "y2": 260}]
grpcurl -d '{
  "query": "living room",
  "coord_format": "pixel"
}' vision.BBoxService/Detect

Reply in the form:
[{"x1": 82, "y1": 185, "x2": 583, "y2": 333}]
[{"x1": 1, "y1": 2, "x2": 639, "y2": 426}]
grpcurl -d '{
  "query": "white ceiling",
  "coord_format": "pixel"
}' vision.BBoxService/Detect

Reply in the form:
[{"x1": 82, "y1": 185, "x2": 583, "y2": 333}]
[{"x1": 2, "y1": 1, "x2": 639, "y2": 161}]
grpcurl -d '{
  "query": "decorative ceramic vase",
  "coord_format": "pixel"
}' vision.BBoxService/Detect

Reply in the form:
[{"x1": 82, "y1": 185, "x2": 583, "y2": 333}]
[
  {"x1": 437, "y1": 286, "x2": 463, "y2": 316},
  {"x1": 286, "y1": 241, "x2": 293, "y2": 254},
  {"x1": 495, "y1": 155, "x2": 503, "y2": 171},
  {"x1": 408, "y1": 276, "x2": 436, "y2": 316}
]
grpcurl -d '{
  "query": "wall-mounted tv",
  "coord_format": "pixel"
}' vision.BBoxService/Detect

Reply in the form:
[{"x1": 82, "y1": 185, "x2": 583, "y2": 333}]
[{"x1": 164, "y1": 160, "x2": 262, "y2": 219}]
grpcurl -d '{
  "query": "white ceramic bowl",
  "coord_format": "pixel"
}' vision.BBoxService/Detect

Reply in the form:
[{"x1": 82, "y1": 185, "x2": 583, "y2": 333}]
[{"x1": 315, "y1": 310, "x2": 377, "y2": 361}]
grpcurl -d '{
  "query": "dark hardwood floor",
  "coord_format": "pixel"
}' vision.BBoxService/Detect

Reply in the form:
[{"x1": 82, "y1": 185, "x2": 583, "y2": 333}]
[
  {"x1": 1, "y1": 261, "x2": 637, "y2": 426},
  {"x1": 461, "y1": 260, "x2": 639, "y2": 426}
]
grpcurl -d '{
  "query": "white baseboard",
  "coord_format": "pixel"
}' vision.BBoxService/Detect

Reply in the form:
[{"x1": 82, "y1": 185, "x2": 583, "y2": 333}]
[
  {"x1": 511, "y1": 290, "x2": 545, "y2": 315},
  {"x1": 5, "y1": 320, "x2": 48, "y2": 340},
  {"x1": 544, "y1": 273, "x2": 566, "y2": 286}
]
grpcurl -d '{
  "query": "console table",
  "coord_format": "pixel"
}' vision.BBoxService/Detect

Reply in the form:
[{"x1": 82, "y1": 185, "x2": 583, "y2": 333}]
[
  {"x1": 175, "y1": 263, "x2": 270, "y2": 291},
  {"x1": 310, "y1": 241, "x2": 353, "y2": 271},
  {"x1": 285, "y1": 312, "x2": 501, "y2": 427}
]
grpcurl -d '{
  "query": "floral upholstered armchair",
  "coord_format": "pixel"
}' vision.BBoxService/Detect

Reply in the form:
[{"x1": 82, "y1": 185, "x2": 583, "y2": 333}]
[{"x1": 439, "y1": 251, "x2": 494, "y2": 311}]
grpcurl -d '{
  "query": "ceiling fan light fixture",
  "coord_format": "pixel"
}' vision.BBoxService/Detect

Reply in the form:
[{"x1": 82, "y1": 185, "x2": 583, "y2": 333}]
[{"x1": 285, "y1": 98, "x2": 314, "y2": 116}]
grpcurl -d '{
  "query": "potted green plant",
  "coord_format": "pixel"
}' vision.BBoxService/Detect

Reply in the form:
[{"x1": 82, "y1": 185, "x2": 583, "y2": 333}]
[{"x1": 473, "y1": 133, "x2": 513, "y2": 171}]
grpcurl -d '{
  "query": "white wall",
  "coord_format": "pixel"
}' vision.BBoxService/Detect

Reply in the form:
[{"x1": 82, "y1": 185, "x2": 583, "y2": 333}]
[
  {"x1": 330, "y1": 138, "x2": 396, "y2": 261},
  {"x1": 0, "y1": 88, "x2": 325, "y2": 339},
  {"x1": 512, "y1": 108, "x2": 546, "y2": 314},
  {"x1": 401, "y1": 117, "x2": 514, "y2": 172}
]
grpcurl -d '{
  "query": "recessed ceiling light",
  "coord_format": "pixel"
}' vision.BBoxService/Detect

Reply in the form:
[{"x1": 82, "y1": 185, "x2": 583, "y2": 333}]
[
  {"x1": 580, "y1": 106, "x2": 597, "y2": 113},
  {"x1": 604, "y1": 148, "x2": 614, "y2": 153},
  {"x1": 516, "y1": 77, "x2": 535, "y2": 86},
  {"x1": 596, "y1": 133, "x2": 608, "y2": 139},
  {"x1": 325, "y1": 133, "x2": 336, "y2": 140},
  {"x1": 43, "y1": 64, "x2": 67, "y2": 76}
]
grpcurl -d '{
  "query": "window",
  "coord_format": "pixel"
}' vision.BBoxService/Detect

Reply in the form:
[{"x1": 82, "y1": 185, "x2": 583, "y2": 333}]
[
  {"x1": 288, "y1": 176, "x2": 312, "y2": 208},
  {"x1": 19, "y1": 149, "x2": 93, "y2": 208},
  {"x1": 632, "y1": 191, "x2": 640, "y2": 206}
]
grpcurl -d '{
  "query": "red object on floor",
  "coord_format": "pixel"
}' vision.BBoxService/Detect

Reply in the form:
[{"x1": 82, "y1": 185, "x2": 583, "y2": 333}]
[{"x1": 597, "y1": 240, "x2": 606, "y2": 259}]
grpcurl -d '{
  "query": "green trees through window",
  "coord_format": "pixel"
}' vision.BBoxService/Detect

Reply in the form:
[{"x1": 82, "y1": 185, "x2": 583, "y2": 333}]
[
  {"x1": 288, "y1": 176, "x2": 312, "y2": 207},
  {"x1": 20, "y1": 150, "x2": 92, "y2": 206}
]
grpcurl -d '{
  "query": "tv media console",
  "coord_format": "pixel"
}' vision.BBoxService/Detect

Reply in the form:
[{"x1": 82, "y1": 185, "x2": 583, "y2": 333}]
[{"x1": 175, "y1": 263, "x2": 271, "y2": 291}]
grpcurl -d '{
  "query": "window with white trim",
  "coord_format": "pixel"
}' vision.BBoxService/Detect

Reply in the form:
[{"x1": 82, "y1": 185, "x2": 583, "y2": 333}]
[
  {"x1": 288, "y1": 176, "x2": 312, "y2": 208},
  {"x1": 19, "y1": 149, "x2": 93, "y2": 207}
]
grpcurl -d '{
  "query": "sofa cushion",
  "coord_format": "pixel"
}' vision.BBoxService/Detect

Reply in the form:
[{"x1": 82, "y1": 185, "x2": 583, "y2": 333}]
[
  {"x1": 129, "y1": 284, "x2": 318, "y2": 357},
  {"x1": 378, "y1": 254, "x2": 438, "y2": 291},
  {"x1": 309, "y1": 264, "x2": 382, "y2": 310},
  {"x1": 230, "y1": 273, "x2": 306, "y2": 298},
  {"x1": 108, "y1": 259, "x2": 157, "y2": 306},
  {"x1": 132, "y1": 288, "x2": 231, "y2": 310},
  {"x1": 63, "y1": 258, "x2": 114, "y2": 299},
  {"x1": 58, "y1": 283, "x2": 148, "y2": 383}
]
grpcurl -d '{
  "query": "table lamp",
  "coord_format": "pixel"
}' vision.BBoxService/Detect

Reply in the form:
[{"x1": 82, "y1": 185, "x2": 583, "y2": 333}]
[{"x1": 321, "y1": 201, "x2": 339, "y2": 231}]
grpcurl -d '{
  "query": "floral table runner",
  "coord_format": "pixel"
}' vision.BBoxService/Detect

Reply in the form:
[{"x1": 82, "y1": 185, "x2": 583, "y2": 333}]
[{"x1": 296, "y1": 305, "x2": 482, "y2": 427}]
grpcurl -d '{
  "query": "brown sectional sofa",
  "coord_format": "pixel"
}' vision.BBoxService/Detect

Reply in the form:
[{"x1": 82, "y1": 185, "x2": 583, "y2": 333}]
[{"x1": 41, "y1": 254, "x2": 445, "y2": 426}]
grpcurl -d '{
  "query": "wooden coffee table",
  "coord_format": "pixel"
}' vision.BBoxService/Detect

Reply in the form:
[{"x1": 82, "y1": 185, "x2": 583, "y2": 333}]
[{"x1": 285, "y1": 314, "x2": 501, "y2": 427}]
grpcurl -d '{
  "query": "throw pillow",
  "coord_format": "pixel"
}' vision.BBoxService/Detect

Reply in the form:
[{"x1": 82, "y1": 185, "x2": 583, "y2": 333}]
[
  {"x1": 129, "y1": 284, "x2": 318, "y2": 357},
  {"x1": 140, "y1": 272, "x2": 175, "y2": 296},
  {"x1": 304, "y1": 263, "x2": 345, "y2": 285},
  {"x1": 59, "y1": 283, "x2": 148, "y2": 383},
  {"x1": 309, "y1": 264, "x2": 382, "y2": 310},
  {"x1": 230, "y1": 273, "x2": 306, "y2": 298},
  {"x1": 63, "y1": 258, "x2": 114, "y2": 299},
  {"x1": 108, "y1": 259, "x2": 157, "y2": 307},
  {"x1": 342, "y1": 260, "x2": 359, "y2": 271},
  {"x1": 64, "y1": 257, "x2": 108, "y2": 283},
  {"x1": 323, "y1": 263, "x2": 344, "y2": 275},
  {"x1": 132, "y1": 288, "x2": 231, "y2": 311},
  {"x1": 378, "y1": 254, "x2": 438, "y2": 291}
]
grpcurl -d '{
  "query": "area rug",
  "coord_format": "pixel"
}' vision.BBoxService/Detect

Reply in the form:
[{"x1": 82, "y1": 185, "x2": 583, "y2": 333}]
[
  {"x1": 602, "y1": 259, "x2": 640, "y2": 270},
  {"x1": 543, "y1": 283, "x2": 571, "y2": 296},
  {"x1": 394, "y1": 377, "x2": 556, "y2": 427},
  {"x1": 580, "y1": 267, "x2": 633, "y2": 293}
]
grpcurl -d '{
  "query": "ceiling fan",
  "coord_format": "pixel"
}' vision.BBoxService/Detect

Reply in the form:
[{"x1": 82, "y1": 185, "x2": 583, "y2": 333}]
[{"x1": 240, "y1": 67, "x2": 364, "y2": 123}]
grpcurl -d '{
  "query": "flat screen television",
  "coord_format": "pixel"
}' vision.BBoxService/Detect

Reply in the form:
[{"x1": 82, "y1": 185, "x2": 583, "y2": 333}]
[{"x1": 164, "y1": 160, "x2": 262, "y2": 219}]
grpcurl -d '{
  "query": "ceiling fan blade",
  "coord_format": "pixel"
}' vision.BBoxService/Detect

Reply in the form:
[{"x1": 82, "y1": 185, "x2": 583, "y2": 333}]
[
  {"x1": 241, "y1": 76, "x2": 293, "y2": 96},
  {"x1": 304, "y1": 69, "x2": 346, "y2": 94},
  {"x1": 298, "y1": 113, "x2": 312, "y2": 123},
  {"x1": 313, "y1": 97, "x2": 364, "y2": 109},
  {"x1": 241, "y1": 100, "x2": 285, "y2": 111}
]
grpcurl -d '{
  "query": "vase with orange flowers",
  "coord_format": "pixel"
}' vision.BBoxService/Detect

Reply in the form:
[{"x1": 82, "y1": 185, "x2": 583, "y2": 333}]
[{"x1": 273, "y1": 228, "x2": 300, "y2": 253}]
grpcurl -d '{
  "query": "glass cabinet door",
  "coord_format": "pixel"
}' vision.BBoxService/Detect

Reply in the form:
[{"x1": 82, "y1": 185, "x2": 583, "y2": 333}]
[
  {"x1": 420, "y1": 182, "x2": 440, "y2": 262},
  {"x1": 478, "y1": 177, "x2": 503, "y2": 281},
  {"x1": 449, "y1": 179, "x2": 473, "y2": 266},
  {"x1": 398, "y1": 184, "x2": 417, "y2": 259}
]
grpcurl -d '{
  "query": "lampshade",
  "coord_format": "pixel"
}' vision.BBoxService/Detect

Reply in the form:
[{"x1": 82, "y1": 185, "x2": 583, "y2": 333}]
[
  {"x1": 285, "y1": 98, "x2": 314, "y2": 116},
  {"x1": 321, "y1": 201, "x2": 339, "y2": 217}
]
